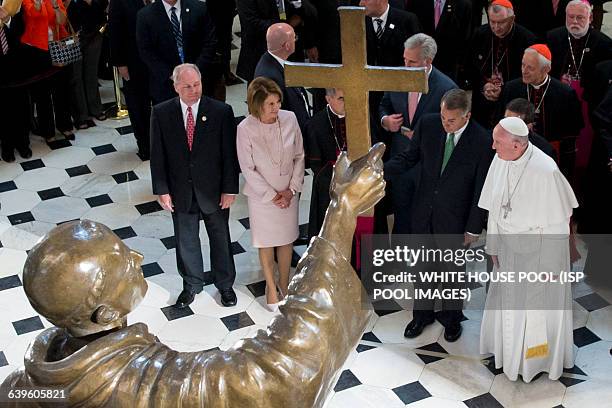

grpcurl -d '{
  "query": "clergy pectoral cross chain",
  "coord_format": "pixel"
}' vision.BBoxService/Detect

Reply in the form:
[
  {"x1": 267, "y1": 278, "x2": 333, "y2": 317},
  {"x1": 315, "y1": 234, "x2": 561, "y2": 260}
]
[{"x1": 502, "y1": 201, "x2": 512, "y2": 219}]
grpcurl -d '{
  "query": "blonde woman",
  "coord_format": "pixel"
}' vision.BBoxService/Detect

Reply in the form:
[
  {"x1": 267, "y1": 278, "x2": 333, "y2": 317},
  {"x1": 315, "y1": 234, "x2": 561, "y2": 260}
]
[{"x1": 237, "y1": 77, "x2": 305, "y2": 311}]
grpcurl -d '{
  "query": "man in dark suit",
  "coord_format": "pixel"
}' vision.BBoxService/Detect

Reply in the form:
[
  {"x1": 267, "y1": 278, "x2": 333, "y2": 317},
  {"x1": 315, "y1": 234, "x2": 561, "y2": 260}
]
[
  {"x1": 514, "y1": 0, "x2": 570, "y2": 40},
  {"x1": 236, "y1": 0, "x2": 280, "y2": 83},
  {"x1": 497, "y1": 44, "x2": 583, "y2": 178},
  {"x1": 504, "y1": 98, "x2": 558, "y2": 160},
  {"x1": 406, "y1": 0, "x2": 472, "y2": 82},
  {"x1": 380, "y1": 33, "x2": 457, "y2": 233},
  {"x1": 207, "y1": 0, "x2": 243, "y2": 85},
  {"x1": 109, "y1": 0, "x2": 153, "y2": 160},
  {"x1": 385, "y1": 89, "x2": 493, "y2": 342},
  {"x1": 361, "y1": 0, "x2": 421, "y2": 148},
  {"x1": 150, "y1": 64, "x2": 239, "y2": 308},
  {"x1": 0, "y1": 9, "x2": 31, "y2": 163},
  {"x1": 254, "y1": 23, "x2": 311, "y2": 137},
  {"x1": 136, "y1": 0, "x2": 219, "y2": 104}
]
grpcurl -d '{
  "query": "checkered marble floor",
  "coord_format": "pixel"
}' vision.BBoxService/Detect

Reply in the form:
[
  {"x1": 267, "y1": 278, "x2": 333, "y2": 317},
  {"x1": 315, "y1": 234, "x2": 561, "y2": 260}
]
[{"x1": 1, "y1": 29, "x2": 612, "y2": 408}]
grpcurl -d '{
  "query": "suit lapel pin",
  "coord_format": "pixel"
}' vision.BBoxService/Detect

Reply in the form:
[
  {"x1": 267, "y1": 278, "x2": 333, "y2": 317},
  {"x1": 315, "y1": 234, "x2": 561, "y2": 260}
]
[
  {"x1": 185, "y1": 8, "x2": 189, "y2": 12},
  {"x1": 202, "y1": 116, "x2": 207, "y2": 122},
  {"x1": 585, "y1": 48, "x2": 590, "y2": 53},
  {"x1": 478, "y1": 54, "x2": 482, "y2": 60},
  {"x1": 389, "y1": 23, "x2": 395, "y2": 30}
]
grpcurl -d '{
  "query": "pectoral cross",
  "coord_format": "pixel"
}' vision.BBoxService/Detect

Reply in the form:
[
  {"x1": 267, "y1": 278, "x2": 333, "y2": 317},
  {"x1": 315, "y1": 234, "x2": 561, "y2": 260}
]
[
  {"x1": 502, "y1": 201, "x2": 512, "y2": 219},
  {"x1": 284, "y1": 7, "x2": 428, "y2": 160}
]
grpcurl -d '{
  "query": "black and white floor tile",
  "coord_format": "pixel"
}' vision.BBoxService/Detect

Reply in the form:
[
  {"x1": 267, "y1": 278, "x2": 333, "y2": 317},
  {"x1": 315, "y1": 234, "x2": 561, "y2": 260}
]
[{"x1": 1, "y1": 16, "x2": 612, "y2": 408}]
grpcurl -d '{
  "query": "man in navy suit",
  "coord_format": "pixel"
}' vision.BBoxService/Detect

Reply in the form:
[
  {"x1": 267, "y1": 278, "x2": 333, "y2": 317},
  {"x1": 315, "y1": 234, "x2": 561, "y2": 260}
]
[
  {"x1": 406, "y1": 0, "x2": 472, "y2": 83},
  {"x1": 109, "y1": 0, "x2": 153, "y2": 160},
  {"x1": 380, "y1": 33, "x2": 457, "y2": 233},
  {"x1": 136, "y1": 0, "x2": 219, "y2": 104},
  {"x1": 150, "y1": 64, "x2": 239, "y2": 308},
  {"x1": 254, "y1": 23, "x2": 311, "y2": 137},
  {"x1": 384, "y1": 89, "x2": 493, "y2": 342}
]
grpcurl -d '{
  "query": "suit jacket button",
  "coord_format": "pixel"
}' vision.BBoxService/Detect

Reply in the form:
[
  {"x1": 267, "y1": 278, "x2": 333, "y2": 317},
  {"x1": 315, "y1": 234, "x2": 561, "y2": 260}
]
[
  {"x1": 434, "y1": 190, "x2": 438, "y2": 194},
  {"x1": 188, "y1": 179, "x2": 192, "y2": 183}
]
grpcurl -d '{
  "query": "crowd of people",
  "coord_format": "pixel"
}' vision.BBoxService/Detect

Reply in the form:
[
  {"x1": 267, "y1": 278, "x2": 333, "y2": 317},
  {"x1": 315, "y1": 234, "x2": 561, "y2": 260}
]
[{"x1": 1, "y1": 0, "x2": 611, "y2": 384}]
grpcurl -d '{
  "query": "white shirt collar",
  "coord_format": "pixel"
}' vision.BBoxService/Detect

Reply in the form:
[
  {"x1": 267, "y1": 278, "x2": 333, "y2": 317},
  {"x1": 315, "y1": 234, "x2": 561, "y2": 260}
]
[
  {"x1": 268, "y1": 51, "x2": 287, "y2": 68},
  {"x1": 372, "y1": 4, "x2": 390, "y2": 30},
  {"x1": 531, "y1": 75, "x2": 549, "y2": 89},
  {"x1": 449, "y1": 120, "x2": 469, "y2": 144},
  {"x1": 162, "y1": 0, "x2": 181, "y2": 20},
  {"x1": 179, "y1": 98, "x2": 200, "y2": 125},
  {"x1": 328, "y1": 104, "x2": 345, "y2": 119}
]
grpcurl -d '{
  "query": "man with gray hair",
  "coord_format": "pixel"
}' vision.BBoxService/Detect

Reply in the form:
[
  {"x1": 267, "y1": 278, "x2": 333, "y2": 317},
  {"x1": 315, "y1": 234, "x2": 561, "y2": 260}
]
[
  {"x1": 546, "y1": 0, "x2": 612, "y2": 176},
  {"x1": 379, "y1": 33, "x2": 456, "y2": 234},
  {"x1": 497, "y1": 44, "x2": 582, "y2": 179},
  {"x1": 467, "y1": 0, "x2": 537, "y2": 128},
  {"x1": 384, "y1": 89, "x2": 493, "y2": 342},
  {"x1": 479, "y1": 116, "x2": 577, "y2": 382},
  {"x1": 150, "y1": 63, "x2": 239, "y2": 309}
]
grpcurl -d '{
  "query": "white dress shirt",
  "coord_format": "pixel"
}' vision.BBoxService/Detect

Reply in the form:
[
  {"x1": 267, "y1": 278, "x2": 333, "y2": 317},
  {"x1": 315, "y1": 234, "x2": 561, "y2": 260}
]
[
  {"x1": 371, "y1": 4, "x2": 390, "y2": 32},
  {"x1": 448, "y1": 120, "x2": 469, "y2": 146},
  {"x1": 180, "y1": 98, "x2": 199, "y2": 130},
  {"x1": 162, "y1": 0, "x2": 181, "y2": 29}
]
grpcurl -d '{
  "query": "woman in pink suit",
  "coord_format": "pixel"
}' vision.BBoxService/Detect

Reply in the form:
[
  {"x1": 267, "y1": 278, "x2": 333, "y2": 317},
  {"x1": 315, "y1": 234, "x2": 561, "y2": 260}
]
[{"x1": 237, "y1": 77, "x2": 305, "y2": 310}]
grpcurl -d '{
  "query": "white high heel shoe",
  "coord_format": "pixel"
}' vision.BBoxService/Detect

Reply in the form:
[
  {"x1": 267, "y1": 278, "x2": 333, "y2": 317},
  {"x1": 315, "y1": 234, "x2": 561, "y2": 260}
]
[{"x1": 265, "y1": 284, "x2": 280, "y2": 312}]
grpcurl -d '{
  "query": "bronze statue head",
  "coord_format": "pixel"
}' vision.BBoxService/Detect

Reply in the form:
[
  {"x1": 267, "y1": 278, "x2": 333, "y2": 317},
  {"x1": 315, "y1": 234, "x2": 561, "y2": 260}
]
[{"x1": 22, "y1": 220, "x2": 147, "y2": 337}]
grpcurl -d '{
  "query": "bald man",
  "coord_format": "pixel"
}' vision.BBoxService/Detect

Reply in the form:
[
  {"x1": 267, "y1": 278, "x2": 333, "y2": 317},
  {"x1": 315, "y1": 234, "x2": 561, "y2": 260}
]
[{"x1": 254, "y1": 22, "x2": 311, "y2": 137}]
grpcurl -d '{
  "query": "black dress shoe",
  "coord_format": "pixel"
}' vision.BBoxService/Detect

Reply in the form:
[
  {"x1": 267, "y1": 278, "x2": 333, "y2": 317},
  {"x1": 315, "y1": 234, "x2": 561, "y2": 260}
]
[
  {"x1": 1, "y1": 149, "x2": 15, "y2": 162},
  {"x1": 17, "y1": 146, "x2": 32, "y2": 159},
  {"x1": 443, "y1": 323, "x2": 463, "y2": 342},
  {"x1": 220, "y1": 288, "x2": 237, "y2": 307},
  {"x1": 175, "y1": 289, "x2": 196, "y2": 308},
  {"x1": 404, "y1": 318, "x2": 434, "y2": 338}
]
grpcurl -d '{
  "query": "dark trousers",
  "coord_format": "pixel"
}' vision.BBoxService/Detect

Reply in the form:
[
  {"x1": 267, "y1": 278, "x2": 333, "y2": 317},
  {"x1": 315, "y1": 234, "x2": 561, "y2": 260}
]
[
  {"x1": 122, "y1": 66, "x2": 152, "y2": 156},
  {"x1": 412, "y1": 234, "x2": 464, "y2": 328},
  {"x1": 0, "y1": 88, "x2": 30, "y2": 151},
  {"x1": 21, "y1": 45, "x2": 73, "y2": 136},
  {"x1": 30, "y1": 67, "x2": 74, "y2": 136},
  {"x1": 71, "y1": 31, "x2": 104, "y2": 122},
  {"x1": 172, "y1": 193, "x2": 236, "y2": 293}
]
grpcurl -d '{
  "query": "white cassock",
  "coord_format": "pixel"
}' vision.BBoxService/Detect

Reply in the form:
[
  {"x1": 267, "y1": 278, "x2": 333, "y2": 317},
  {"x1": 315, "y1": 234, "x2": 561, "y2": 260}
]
[{"x1": 478, "y1": 142, "x2": 578, "y2": 382}]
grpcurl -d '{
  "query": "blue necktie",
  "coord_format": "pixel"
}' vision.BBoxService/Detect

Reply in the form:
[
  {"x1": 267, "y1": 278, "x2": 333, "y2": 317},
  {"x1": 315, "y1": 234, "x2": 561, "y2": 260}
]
[{"x1": 170, "y1": 7, "x2": 184, "y2": 63}]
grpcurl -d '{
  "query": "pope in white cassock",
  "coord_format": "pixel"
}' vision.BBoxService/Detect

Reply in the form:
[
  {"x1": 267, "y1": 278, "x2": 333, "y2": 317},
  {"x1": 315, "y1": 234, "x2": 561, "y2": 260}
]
[{"x1": 478, "y1": 117, "x2": 579, "y2": 382}]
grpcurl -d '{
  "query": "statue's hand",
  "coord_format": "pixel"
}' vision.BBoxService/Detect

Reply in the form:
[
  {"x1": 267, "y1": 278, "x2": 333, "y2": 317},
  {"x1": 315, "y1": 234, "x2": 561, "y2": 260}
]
[{"x1": 330, "y1": 143, "x2": 386, "y2": 216}]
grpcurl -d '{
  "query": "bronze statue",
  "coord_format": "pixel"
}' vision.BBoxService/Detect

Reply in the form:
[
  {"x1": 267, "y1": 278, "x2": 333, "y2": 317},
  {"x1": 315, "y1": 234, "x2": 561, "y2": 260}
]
[{"x1": 0, "y1": 143, "x2": 386, "y2": 408}]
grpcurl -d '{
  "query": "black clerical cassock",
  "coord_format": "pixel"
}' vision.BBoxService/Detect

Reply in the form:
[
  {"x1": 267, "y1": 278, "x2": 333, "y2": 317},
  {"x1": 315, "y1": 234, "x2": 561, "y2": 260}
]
[
  {"x1": 306, "y1": 105, "x2": 347, "y2": 240},
  {"x1": 468, "y1": 22, "x2": 536, "y2": 128}
]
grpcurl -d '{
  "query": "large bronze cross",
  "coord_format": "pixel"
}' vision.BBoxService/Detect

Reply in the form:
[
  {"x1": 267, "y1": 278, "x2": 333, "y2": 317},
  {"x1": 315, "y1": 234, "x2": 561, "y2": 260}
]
[{"x1": 284, "y1": 7, "x2": 428, "y2": 160}]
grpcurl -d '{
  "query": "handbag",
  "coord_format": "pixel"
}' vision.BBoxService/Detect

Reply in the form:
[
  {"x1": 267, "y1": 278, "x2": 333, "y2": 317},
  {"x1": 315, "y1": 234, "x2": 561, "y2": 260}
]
[{"x1": 48, "y1": 19, "x2": 82, "y2": 67}]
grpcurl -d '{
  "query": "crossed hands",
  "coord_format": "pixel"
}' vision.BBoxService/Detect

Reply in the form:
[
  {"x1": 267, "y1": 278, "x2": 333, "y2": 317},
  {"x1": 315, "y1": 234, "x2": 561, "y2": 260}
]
[{"x1": 272, "y1": 189, "x2": 293, "y2": 209}]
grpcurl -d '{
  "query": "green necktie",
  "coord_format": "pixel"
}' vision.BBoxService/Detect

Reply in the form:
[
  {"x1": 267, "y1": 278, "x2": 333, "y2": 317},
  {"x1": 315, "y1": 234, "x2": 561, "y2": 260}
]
[{"x1": 441, "y1": 132, "x2": 455, "y2": 174}]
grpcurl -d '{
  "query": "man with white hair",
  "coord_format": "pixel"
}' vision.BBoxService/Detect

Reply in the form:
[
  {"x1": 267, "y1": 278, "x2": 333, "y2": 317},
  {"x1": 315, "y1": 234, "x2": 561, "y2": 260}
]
[
  {"x1": 467, "y1": 0, "x2": 537, "y2": 128},
  {"x1": 497, "y1": 44, "x2": 583, "y2": 178},
  {"x1": 150, "y1": 63, "x2": 239, "y2": 309},
  {"x1": 479, "y1": 116, "x2": 578, "y2": 382},
  {"x1": 546, "y1": 0, "x2": 612, "y2": 173}
]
